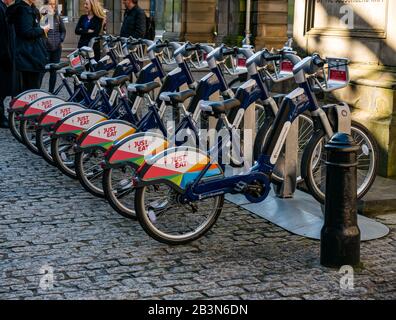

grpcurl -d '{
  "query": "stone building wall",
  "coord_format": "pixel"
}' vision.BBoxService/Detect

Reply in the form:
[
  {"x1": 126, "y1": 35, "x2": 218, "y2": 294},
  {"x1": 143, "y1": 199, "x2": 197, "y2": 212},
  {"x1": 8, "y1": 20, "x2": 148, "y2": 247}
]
[{"x1": 294, "y1": 0, "x2": 396, "y2": 177}]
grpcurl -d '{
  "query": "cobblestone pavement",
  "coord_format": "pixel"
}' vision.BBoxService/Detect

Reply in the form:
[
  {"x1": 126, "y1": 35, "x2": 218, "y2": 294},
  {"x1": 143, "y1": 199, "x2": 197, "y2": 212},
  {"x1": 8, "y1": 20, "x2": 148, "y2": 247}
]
[
  {"x1": 1, "y1": 127, "x2": 395, "y2": 300},
  {"x1": 1, "y1": 76, "x2": 395, "y2": 300}
]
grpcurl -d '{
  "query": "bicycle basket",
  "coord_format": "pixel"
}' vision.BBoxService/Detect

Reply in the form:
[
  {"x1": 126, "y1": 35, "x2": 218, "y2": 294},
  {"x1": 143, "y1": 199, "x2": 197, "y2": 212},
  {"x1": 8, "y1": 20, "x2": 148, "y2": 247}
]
[
  {"x1": 222, "y1": 54, "x2": 247, "y2": 76},
  {"x1": 266, "y1": 58, "x2": 294, "y2": 83},
  {"x1": 313, "y1": 57, "x2": 350, "y2": 92},
  {"x1": 67, "y1": 49, "x2": 87, "y2": 68},
  {"x1": 189, "y1": 49, "x2": 209, "y2": 70}
]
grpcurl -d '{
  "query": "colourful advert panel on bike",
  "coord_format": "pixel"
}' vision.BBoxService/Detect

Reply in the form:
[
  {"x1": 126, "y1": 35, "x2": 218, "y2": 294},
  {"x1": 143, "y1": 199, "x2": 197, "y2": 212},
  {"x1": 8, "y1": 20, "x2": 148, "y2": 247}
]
[
  {"x1": 140, "y1": 147, "x2": 223, "y2": 191},
  {"x1": 38, "y1": 103, "x2": 86, "y2": 127},
  {"x1": 23, "y1": 97, "x2": 65, "y2": 119},
  {"x1": 77, "y1": 120, "x2": 137, "y2": 150},
  {"x1": 105, "y1": 132, "x2": 169, "y2": 167},
  {"x1": 53, "y1": 110, "x2": 108, "y2": 136},
  {"x1": 10, "y1": 90, "x2": 52, "y2": 112}
]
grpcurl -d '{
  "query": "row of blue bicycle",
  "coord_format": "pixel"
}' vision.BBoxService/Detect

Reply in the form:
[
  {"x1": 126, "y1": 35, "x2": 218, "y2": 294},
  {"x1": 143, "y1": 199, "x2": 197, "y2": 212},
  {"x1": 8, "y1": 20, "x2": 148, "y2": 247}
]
[{"x1": 8, "y1": 35, "x2": 378, "y2": 244}]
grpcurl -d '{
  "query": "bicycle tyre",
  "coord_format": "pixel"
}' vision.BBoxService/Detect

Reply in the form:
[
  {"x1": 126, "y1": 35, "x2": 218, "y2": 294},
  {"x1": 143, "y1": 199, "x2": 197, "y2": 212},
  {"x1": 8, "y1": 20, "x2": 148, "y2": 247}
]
[
  {"x1": 20, "y1": 119, "x2": 40, "y2": 155},
  {"x1": 75, "y1": 150, "x2": 105, "y2": 198},
  {"x1": 36, "y1": 127, "x2": 56, "y2": 166},
  {"x1": 9, "y1": 111, "x2": 23, "y2": 143},
  {"x1": 135, "y1": 184, "x2": 224, "y2": 245},
  {"x1": 51, "y1": 135, "x2": 78, "y2": 179},
  {"x1": 301, "y1": 120, "x2": 378, "y2": 204},
  {"x1": 102, "y1": 167, "x2": 137, "y2": 220}
]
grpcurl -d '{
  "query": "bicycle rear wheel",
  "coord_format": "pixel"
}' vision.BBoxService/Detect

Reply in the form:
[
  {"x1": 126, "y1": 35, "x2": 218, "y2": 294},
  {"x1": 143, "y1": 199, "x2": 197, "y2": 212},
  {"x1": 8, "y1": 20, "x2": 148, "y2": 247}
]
[
  {"x1": 135, "y1": 183, "x2": 224, "y2": 245},
  {"x1": 36, "y1": 127, "x2": 56, "y2": 166},
  {"x1": 20, "y1": 119, "x2": 39, "y2": 154},
  {"x1": 75, "y1": 149, "x2": 106, "y2": 198},
  {"x1": 51, "y1": 135, "x2": 79, "y2": 179},
  {"x1": 103, "y1": 166, "x2": 137, "y2": 219},
  {"x1": 9, "y1": 112, "x2": 23, "y2": 143}
]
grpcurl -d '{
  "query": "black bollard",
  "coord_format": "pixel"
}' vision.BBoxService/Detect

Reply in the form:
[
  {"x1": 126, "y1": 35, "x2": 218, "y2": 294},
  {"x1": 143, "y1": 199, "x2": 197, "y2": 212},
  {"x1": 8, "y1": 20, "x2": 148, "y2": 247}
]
[{"x1": 320, "y1": 132, "x2": 361, "y2": 267}]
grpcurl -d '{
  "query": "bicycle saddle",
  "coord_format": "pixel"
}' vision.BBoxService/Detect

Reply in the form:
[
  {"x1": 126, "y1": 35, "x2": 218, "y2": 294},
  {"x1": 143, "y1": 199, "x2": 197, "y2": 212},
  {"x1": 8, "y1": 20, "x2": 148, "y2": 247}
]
[
  {"x1": 199, "y1": 98, "x2": 241, "y2": 116},
  {"x1": 127, "y1": 81, "x2": 161, "y2": 96},
  {"x1": 159, "y1": 89, "x2": 196, "y2": 105},
  {"x1": 99, "y1": 75, "x2": 130, "y2": 87},
  {"x1": 80, "y1": 70, "x2": 108, "y2": 81},
  {"x1": 45, "y1": 61, "x2": 69, "y2": 71},
  {"x1": 58, "y1": 66, "x2": 86, "y2": 77}
]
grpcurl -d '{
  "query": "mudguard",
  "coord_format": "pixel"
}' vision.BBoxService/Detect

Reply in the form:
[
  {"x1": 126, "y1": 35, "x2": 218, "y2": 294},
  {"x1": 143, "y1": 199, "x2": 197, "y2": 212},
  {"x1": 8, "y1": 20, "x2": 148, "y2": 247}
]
[
  {"x1": 138, "y1": 147, "x2": 224, "y2": 193},
  {"x1": 52, "y1": 110, "x2": 108, "y2": 138},
  {"x1": 22, "y1": 96, "x2": 65, "y2": 120},
  {"x1": 104, "y1": 132, "x2": 169, "y2": 169},
  {"x1": 37, "y1": 103, "x2": 86, "y2": 129},
  {"x1": 76, "y1": 120, "x2": 137, "y2": 152},
  {"x1": 9, "y1": 89, "x2": 51, "y2": 112}
]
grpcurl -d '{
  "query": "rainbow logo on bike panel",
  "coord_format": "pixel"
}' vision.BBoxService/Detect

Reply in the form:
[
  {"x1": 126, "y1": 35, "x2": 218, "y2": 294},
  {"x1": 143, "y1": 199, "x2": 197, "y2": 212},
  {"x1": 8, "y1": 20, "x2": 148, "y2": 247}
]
[
  {"x1": 79, "y1": 121, "x2": 137, "y2": 150},
  {"x1": 55, "y1": 112, "x2": 108, "y2": 136},
  {"x1": 142, "y1": 148, "x2": 223, "y2": 190},
  {"x1": 107, "y1": 133, "x2": 169, "y2": 167}
]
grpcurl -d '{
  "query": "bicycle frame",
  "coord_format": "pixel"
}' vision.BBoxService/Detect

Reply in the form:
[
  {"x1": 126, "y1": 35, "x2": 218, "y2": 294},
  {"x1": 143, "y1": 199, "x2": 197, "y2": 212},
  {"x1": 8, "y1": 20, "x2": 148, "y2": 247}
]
[
  {"x1": 137, "y1": 54, "x2": 329, "y2": 205},
  {"x1": 116, "y1": 53, "x2": 196, "y2": 136}
]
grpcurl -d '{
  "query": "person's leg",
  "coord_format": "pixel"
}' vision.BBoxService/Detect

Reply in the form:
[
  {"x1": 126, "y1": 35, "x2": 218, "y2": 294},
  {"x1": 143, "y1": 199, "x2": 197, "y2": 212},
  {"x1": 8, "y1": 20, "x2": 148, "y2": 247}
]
[
  {"x1": 0, "y1": 94, "x2": 8, "y2": 128},
  {"x1": 48, "y1": 50, "x2": 59, "y2": 93},
  {"x1": 21, "y1": 72, "x2": 41, "y2": 91},
  {"x1": 93, "y1": 42, "x2": 101, "y2": 62},
  {"x1": 32, "y1": 72, "x2": 42, "y2": 89},
  {"x1": 0, "y1": 68, "x2": 7, "y2": 127},
  {"x1": 0, "y1": 67, "x2": 12, "y2": 127},
  {"x1": 39, "y1": 72, "x2": 45, "y2": 89}
]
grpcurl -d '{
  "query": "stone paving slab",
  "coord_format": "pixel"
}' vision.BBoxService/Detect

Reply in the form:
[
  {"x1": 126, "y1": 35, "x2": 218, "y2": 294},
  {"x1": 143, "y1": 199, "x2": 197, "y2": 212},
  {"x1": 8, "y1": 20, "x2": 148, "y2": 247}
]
[
  {"x1": 358, "y1": 176, "x2": 396, "y2": 216},
  {"x1": 0, "y1": 127, "x2": 395, "y2": 300},
  {"x1": 226, "y1": 190, "x2": 390, "y2": 241}
]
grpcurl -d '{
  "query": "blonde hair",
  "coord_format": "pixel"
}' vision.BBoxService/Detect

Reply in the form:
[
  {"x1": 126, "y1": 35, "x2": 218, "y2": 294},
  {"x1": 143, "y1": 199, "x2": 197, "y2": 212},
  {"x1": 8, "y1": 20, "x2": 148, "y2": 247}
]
[{"x1": 88, "y1": 0, "x2": 107, "y2": 20}]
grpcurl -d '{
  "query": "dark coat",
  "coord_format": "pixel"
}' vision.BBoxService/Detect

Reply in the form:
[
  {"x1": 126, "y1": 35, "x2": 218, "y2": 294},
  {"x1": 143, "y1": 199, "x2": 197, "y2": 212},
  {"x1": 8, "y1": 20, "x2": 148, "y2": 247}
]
[
  {"x1": 0, "y1": 0, "x2": 17, "y2": 97},
  {"x1": 0, "y1": 1, "x2": 12, "y2": 69},
  {"x1": 7, "y1": 1, "x2": 48, "y2": 73},
  {"x1": 45, "y1": 13, "x2": 66, "y2": 52},
  {"x1": 75, "y1": 15, "x2": 103, "y2": 48},
  {"x1": 120, "y1": 6, "x2": 146, "y2": 39}
]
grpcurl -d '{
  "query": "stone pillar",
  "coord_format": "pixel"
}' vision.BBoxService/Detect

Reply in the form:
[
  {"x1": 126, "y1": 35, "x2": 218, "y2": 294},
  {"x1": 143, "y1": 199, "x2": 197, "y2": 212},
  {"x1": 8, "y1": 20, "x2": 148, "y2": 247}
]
[
  {"x1": 294, "y1": 0, "x2": 396, "y2": 177},
  {"x1": 254, "y1": 0, "x2": 288, "y2": 49},
  {"x1": 180, "y1": 0, "x2": 217, "y2": 43}
]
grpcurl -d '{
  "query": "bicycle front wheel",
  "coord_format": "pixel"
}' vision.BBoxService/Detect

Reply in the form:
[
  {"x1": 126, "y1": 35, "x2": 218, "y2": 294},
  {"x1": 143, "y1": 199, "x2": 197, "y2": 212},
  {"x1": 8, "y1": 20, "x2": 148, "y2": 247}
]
[
  {"x1": 135, "y1": 183, "x2": 224, "y2": 245},
  {"x1": 301, "y1": 120, "x2": 378, "y2": 204}
]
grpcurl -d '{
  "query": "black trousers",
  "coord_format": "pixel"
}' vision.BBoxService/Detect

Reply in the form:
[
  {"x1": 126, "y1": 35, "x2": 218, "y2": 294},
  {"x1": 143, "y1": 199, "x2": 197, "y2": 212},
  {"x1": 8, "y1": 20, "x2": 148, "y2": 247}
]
[
  {"x1": 20, "y1": 71, "x2": 43, "y2": 93},
  {"x1": 0, "y1": 65, "x2": 13, "y2": 112},
  {"x1": 93, "y1": 42, "x2": 101, "y2": 62},
  {"x1": 48, "y1": 47, "x2": 62, "y2": 93}
]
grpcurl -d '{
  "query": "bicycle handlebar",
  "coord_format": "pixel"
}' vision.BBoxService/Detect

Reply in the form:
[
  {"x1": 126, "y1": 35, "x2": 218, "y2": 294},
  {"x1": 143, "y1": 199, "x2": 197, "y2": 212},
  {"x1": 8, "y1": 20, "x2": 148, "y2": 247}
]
[{"x1": 312, "y1": 54, "x2": 326, "y2": 68}]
